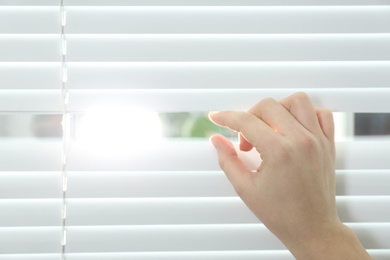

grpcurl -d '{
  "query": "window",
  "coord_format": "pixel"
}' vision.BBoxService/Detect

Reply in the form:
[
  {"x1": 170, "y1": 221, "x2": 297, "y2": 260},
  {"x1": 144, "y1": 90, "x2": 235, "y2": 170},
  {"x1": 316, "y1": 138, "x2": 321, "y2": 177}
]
[{"x1": 1, "y1": 1, "x2": 390, "y2": 259}]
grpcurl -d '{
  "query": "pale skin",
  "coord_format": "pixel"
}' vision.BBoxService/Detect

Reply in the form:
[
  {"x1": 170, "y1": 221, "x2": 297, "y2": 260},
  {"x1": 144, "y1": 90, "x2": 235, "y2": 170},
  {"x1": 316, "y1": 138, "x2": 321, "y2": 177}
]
[{"x1": 209, "y1": 92, "x2": 372, "y2": 260}]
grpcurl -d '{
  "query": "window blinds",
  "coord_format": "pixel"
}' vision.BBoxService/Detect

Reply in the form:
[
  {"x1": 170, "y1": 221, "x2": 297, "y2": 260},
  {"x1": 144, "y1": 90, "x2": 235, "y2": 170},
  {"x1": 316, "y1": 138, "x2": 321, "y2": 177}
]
[{"x1": 1, "y1": 0, "x2": 390, "y2": 259}]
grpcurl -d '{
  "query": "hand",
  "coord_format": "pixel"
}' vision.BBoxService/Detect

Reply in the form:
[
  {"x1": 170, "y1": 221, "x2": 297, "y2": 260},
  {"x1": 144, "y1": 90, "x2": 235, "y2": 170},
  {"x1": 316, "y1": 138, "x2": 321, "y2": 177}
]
[{"x1": 209, "y1": 92, "x2": 371, "y2": 259}]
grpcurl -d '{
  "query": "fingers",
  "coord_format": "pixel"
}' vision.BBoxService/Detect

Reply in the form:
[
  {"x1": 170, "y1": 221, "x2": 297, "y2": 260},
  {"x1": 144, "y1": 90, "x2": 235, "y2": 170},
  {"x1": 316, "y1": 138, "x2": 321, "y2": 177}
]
[
  {"x1": 280, "y1": 92, "x2": 322, "y2": 135},
  {"x1": 247, "y1": 97, "x2": 305, "y2": 135},
  {"x1": 209, "y1": 92, "x2": 334, "y2": 154},
  {"x1": 209, "y1": 111, "x2": 278, "y2": 152},
  {"x1": 316, "y1": 108, "x2": 335, "y2": 142},
  {"x1": 238, "y1": 95, "x2": 320, "y2": 150},
  {"x1": 210, "y1": 134, "x2": 252, "y2": 193}
]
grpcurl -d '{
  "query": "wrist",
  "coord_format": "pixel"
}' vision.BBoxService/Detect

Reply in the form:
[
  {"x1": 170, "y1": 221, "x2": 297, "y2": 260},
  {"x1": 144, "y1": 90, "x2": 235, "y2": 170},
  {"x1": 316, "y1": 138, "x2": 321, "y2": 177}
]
[{"x1": 288, "y1": 221, "x2": 372, "y2": 260}]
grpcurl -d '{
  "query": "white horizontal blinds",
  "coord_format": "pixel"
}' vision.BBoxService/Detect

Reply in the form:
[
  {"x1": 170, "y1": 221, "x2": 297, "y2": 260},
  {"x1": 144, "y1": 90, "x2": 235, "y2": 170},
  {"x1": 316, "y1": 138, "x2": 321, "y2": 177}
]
[
  {"x1": 1, "y1": 2, "x2": 390, "y2": 260},
  {"x1": 1, "y1": 5, "x2": 390, "y2": 113}
]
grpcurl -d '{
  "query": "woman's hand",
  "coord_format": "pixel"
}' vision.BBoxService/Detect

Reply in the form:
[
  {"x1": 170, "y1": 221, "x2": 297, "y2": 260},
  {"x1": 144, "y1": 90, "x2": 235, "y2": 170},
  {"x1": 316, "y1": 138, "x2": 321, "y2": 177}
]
[{"x1": 209, "y1": 92, "x2": 371, "y2": 259}]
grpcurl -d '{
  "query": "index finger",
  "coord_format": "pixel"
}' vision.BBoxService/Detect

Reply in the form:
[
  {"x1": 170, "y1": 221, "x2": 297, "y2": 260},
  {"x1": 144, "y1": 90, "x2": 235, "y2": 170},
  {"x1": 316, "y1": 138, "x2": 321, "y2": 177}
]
[{"x1": 209, "y1": 111, "x2": 278, "y2": 152}]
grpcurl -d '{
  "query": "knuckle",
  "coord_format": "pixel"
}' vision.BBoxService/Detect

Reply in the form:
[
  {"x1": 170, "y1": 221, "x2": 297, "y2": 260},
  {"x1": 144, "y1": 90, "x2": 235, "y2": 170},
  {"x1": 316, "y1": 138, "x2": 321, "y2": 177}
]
[
  {"x1": 272, "y1": 134, "x2": 321, "y2": 161},
  {"x1": 302, "y1": 136, "x2": 318, "y2": 150},
  {"x1": 249, "y1": 98, "x2": 277, "y2": 114},
  {"x1": 280, "y1": 92, "x2": 310, "y2": 111},
  {"x1": 259, "y1": 97, "x2": 278, "y2": 107},
  {"x1": 293, "y1": 91, "x2": 310, "y2": 101},
  {"x1": 258, "y1": 98, "x2": 278, "y2": 113},
  {"x1": 297, "y1": 133, "x2": 321, "y2": 153},
  {"x1": 249, "y1": 98, "x2": 278, "y2": 120},
  {"x1": 289, "y1": 92, "x2": 310, "y2": 109}
]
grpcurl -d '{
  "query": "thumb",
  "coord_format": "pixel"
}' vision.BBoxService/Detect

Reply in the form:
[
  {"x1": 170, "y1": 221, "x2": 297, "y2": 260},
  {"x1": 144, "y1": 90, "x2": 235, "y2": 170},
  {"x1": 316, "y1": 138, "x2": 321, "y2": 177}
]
[
  {"x1": 210, "y1": 134, "x2": 252, "y2": 195},
  {"x1": 239, "y1": 133, "x2": 253, "y2": 151}
]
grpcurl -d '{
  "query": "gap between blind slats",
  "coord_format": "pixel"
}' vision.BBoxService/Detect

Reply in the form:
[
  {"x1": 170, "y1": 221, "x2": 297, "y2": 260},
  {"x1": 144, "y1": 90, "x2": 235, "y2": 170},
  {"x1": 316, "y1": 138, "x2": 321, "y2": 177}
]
[
  {"x1": 2, "y1": 34, "x2": 390, "y2": 62},
  {"x1": 1, "y1": 224, "x2": 390, "y2": 253},
  {"x1": 1, "y1": 170, "x2": 389, "y2": 198},
  {"x1": 1, "y1": 197, "x2": 390, "y2": 226},
  {"x1": 0, "y1": 88, "x2": 390, "y2": 113},
  {"x1": 2, "y1": 62, "x2": 390, "y2": 90},
  {"x1": 0, "y1": 140, "x2": 389, "y2": 171}
]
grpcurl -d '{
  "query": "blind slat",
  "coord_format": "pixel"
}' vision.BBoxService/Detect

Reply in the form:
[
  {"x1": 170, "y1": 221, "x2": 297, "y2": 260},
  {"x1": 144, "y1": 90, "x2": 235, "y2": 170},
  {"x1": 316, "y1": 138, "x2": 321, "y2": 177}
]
[
  {"x1": 2, "y1": 250, "x2": 390, "y2": 260},
  {"x1": 2, "y1": 34, "x2": 390, "y2": 62},
  {"x1": 0, "y1": 35, "x2": 59, "y2": 62},
  {"x1": 67, "y1": 34, "x2": 390, "y2": 62},
  {"x1": 4, "y1": 62, "x2": 390, "y2": 90},
  {"x1": 2, "y1": 197, "x2": 390, "y2": 227},
  {"x1": 0, "y1": 63, "x2": 60, "y2": 89},
  {"x1": 0, "y1": 227, "x2": 60, "y2": 254},
  {"x1": 65, "y1": 7, "x2": 390, "y2": 34},
  {"x1": 0, "y1": 251, "x2": 295, "y2": 260},
  {"x1": 0, "y1": 7, "x2": 59, "y2": 33},
  {"x1": 3, "y1": 7, "x2": 390, "y2": 34},
  {"x1": 1, "y1": 88, "x2": 390, "y2": 113},
  {"x1": 67, "y1": 61, "x2": 390, "y2": 90},
  {"x1": 2, "y1": 0, "x2": 390, "y2": 6},
  {"x1": 1, "y1": 170, "x2": 389, "y2": 199},
  {"x1": 1, "y1": 224, "x2": 389, "y2": 253},
  {"x1": 0, "y1": 140, "x2": 389, "y2": 171}
]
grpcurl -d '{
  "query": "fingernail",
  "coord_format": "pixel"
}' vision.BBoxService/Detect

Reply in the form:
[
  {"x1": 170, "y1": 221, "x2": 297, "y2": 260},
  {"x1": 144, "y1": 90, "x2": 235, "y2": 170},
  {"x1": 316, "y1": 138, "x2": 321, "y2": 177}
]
[
  {"x1": 208, "y1": 111, "x2": 220, "y2": 122},
  {"x1": 208, "y1": 111, "x2": 219, "y2": 117},
  {"x1": 209, "y1": 135, "x2": 221, "y2": 150}
]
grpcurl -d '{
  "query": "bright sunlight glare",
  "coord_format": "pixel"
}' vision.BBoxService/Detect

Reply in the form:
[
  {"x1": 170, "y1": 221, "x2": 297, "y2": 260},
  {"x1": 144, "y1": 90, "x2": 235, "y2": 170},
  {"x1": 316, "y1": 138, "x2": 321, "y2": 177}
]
[{"x1": 77, "y1": 106, "x2": 162, "y2": 153}]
